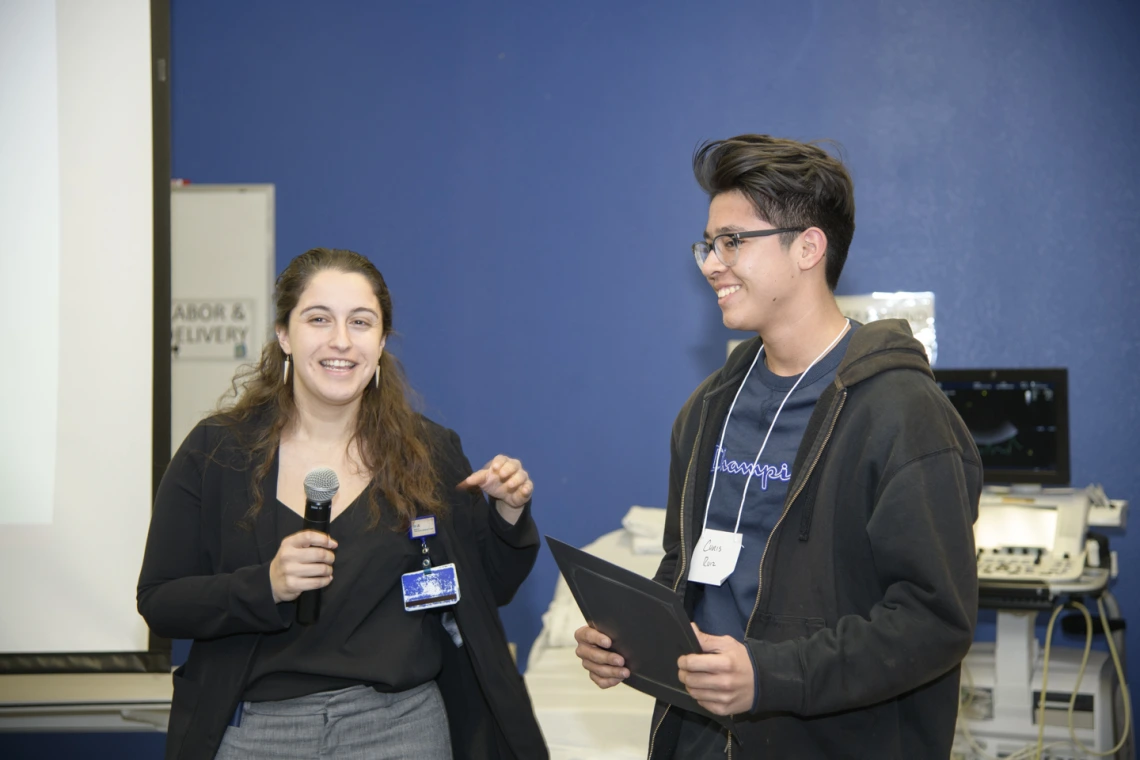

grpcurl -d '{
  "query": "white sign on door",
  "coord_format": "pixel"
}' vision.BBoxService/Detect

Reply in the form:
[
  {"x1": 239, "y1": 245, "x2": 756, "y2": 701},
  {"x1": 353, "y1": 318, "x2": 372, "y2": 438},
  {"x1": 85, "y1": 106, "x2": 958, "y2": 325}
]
[{"x1": 171, "y1": 298, "x2": 256, "y2": 360}]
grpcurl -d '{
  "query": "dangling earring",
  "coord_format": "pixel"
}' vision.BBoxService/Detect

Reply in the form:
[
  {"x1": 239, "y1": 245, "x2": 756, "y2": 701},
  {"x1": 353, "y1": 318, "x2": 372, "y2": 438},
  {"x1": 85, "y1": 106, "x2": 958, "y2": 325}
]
[
  {"x1": 374, "y1": 360, "x2": 381, "y2": 390},
  {"x1": 283, "y1": 354, "x2": 292, "y2": 385}
]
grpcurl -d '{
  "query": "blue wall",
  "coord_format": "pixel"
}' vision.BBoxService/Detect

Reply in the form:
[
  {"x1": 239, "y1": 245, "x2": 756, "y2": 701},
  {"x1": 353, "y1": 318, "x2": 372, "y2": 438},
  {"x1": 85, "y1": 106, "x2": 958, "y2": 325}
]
[{"x1": 7, "y1": 0, "x2": 1138, "y2": 756}]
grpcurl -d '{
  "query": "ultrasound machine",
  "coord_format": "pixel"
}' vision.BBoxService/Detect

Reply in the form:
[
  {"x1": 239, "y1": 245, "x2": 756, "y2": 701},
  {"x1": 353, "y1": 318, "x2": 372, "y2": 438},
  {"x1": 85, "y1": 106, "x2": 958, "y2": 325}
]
[{"x1": 935, "y1": 368, "x2": 1133, "y2": 760}]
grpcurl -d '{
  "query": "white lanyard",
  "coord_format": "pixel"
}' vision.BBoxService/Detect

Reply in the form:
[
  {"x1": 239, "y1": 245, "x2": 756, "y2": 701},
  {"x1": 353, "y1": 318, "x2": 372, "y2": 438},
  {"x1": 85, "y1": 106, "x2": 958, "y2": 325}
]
[{"x1": 702, "y1": 319, "x2": 850, "y2": 535}]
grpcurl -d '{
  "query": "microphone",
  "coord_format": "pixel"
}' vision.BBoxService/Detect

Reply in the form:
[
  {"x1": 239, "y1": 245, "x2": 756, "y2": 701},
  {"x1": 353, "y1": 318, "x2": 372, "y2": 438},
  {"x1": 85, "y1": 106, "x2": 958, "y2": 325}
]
[{"x1": 296, "y1": 467, "x2": 340, "y2": 626}]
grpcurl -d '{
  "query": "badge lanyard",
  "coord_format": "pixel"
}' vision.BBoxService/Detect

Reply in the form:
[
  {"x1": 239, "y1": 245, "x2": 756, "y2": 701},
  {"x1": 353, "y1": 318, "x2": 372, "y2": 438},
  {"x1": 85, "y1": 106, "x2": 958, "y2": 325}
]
[
  {"x1": 688, "y1": 320, "x2": 850, "y2": 586},
  {"x1": 401, "y1": 516, "x2": 462, "y2": 611}
]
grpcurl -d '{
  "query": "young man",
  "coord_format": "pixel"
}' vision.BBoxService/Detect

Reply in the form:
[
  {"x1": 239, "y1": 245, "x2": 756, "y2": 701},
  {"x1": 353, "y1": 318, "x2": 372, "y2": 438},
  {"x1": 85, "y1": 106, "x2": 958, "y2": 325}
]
[{"x1": 574, "y1": 135, "x2": 981, "y2": 758}]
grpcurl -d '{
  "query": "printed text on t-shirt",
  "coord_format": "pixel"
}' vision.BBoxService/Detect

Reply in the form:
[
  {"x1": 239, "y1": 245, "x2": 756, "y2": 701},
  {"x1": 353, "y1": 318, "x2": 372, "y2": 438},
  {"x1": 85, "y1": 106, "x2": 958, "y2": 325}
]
[{"x1": 711, "y1": 445, "x2": 791, "y2": 490}]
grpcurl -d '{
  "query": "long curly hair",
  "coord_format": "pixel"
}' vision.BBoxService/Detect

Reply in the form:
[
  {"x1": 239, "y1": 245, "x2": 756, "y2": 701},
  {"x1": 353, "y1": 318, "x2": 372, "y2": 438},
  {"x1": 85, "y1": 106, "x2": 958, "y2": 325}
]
[{"x1": 218, "y1": 247, "x2": 443, "y2": 530}]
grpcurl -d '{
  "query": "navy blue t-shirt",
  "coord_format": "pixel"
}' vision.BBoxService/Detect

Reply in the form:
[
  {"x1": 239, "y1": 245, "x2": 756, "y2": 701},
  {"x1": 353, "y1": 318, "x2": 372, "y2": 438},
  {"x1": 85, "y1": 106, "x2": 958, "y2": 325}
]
[
  {"x1": 675, "y1": 325, "x2": 854, "y2": 758},
  {"x1": 692, "y1": 327, "x2": 852, "y2": 640}
]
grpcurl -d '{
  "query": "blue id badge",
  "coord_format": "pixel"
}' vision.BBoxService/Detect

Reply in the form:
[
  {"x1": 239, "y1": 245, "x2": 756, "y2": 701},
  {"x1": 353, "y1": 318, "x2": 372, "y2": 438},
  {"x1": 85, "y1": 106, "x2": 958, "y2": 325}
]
[{"x1": 402, "y1": 563, "x2": 460, "y2": 611}]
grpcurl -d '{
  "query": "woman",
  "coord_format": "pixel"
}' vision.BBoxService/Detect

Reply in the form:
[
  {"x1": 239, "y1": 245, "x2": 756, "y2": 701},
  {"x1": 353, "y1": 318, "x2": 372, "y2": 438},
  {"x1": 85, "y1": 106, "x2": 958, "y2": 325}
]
[{"x1": 138, "y1": 248, "x2": 547, "y2": 760}]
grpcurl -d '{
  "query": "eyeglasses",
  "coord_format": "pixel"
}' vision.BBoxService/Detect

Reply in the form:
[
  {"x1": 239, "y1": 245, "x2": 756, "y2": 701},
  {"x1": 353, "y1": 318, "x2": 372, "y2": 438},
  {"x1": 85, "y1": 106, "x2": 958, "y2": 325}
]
[{"x1": 692, "y1": 228, "x2": 807, "y2": 268}]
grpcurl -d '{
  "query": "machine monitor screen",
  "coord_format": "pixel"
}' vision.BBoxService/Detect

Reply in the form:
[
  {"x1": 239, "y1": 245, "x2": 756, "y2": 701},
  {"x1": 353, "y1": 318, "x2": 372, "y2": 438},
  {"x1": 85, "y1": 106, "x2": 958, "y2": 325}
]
[
  {"x1": 933, "y1": 368, "x2": 1070, "y2": 486},
  {"x1": 973, "y1": 504, "x2": 1058, "y2": 551}
]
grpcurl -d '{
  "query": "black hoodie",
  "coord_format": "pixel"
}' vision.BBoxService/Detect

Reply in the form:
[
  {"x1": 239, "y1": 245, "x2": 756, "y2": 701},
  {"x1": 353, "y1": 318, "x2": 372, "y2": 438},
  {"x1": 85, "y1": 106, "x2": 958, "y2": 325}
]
[{"x1": 648, "y1": 319, "x2": 981, "y2": 760}]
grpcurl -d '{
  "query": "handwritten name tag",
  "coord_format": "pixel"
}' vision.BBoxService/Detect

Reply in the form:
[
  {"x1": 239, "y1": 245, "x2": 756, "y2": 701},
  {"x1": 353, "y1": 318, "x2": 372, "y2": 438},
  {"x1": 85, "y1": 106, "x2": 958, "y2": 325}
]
[{"x1": 687, "y1": 529, "x2": 743, "y2": 586}]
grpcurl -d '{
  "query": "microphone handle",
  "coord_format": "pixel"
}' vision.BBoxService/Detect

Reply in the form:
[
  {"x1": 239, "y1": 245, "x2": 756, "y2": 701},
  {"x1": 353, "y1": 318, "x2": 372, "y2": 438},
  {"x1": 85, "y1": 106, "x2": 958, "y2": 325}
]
[{"x1": 296, "y1": 499, "x2": 332, "y2": 626}]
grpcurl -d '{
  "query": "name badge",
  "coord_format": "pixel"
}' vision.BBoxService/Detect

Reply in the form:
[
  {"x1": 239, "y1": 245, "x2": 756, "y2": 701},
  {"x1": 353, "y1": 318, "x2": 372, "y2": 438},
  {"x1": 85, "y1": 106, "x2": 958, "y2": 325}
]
[
  {"x1": 408, "y1": 516, "x2": 437, "y2": 539},
  {"x1": 402, "y1": 563, "x2": 460, "y2": 611},
  {"x1": 687, "y1": 529, "x2": 743, "y2": 586}
]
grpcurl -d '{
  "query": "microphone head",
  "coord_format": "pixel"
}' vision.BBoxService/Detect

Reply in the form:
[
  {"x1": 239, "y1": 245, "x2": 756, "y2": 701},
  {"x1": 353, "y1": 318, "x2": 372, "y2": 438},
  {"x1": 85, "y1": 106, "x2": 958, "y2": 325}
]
[{"x1": 303, "y1": 467, "x2": 340, "y2": 502}]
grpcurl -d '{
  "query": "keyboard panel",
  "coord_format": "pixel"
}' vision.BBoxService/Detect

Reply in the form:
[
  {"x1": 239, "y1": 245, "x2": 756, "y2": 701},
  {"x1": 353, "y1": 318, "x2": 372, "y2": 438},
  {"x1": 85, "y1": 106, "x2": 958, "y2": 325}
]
[{"x1": 976, "y1": 548, "x2": 1086, "y2": 583}]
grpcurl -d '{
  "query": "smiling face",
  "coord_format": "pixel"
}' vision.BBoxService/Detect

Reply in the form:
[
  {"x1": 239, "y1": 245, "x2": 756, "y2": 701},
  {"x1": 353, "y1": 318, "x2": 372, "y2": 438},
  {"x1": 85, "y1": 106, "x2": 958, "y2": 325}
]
[
  {"x1": 276, "y1": 269, "x2": 387, "y2": 412},
  {"x1": 699, "y1": 190, "x2": 804, "y2": 334}
]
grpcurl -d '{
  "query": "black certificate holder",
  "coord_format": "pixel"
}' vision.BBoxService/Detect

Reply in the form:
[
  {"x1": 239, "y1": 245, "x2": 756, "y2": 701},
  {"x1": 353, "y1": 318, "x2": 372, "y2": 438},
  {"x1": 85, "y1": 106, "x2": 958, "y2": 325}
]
[{"x1": 545, "y1": 535, "x2": 735, "y2": 732}]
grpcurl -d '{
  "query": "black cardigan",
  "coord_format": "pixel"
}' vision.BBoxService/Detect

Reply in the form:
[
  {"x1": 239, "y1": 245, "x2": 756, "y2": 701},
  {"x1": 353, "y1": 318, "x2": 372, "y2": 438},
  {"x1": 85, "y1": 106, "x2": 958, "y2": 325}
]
[{"x1": 137, "y1": 414, "x2": 548, "y2": 760}]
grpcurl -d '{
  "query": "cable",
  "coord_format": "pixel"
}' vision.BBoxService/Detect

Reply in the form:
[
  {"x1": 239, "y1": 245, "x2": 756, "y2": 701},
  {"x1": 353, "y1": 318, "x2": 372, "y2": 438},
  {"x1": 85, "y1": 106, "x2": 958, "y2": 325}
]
[
  {"x1": 957, "y1": 659, "x2": 1065, "y2": 760},
  {"x1": 960, "y1": 659, "x2": 977, "y2": 716},
  {"x1": 960, "y1": 596, "x2": 1132, "y2": 760},
  {"x1": 1033, "y1": 602, "x2": 1088, "y2": 759},
  {"x1": 1059, "y1": 598, "x2": 1132, "y2": 758},
  {"x1": 1032, "y1": 599, "x2": 1132, "y2": 760},
  {"x1": 957, "y1": 662, "x2": 1002, "y2": 760}
]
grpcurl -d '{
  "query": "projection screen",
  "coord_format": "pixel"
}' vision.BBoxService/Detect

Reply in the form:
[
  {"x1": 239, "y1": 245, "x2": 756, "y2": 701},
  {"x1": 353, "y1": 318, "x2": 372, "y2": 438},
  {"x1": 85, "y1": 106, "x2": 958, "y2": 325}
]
[{"x1": 0, "y1": 0, "x2": 170, "y2": 669}]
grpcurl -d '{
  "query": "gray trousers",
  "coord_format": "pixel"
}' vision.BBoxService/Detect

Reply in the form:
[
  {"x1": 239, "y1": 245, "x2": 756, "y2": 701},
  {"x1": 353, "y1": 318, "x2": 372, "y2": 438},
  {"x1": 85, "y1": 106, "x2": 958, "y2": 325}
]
[{"x1": 214, "y1": 682, "x2": 452, "y2": 760}]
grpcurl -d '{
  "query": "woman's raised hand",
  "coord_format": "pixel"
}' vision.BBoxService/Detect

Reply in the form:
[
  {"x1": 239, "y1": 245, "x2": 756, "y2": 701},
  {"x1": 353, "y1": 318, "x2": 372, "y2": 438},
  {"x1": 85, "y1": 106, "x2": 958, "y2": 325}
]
[{"x1": 458, "y1": 454, "x2": 534, "y2": 509}]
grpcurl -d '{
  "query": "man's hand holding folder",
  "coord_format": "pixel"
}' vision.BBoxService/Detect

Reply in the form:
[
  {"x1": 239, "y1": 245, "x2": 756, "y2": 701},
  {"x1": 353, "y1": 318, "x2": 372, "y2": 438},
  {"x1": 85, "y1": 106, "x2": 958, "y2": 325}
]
[
  {"x1": 575, "y1": 622, "x2": 755, "y2": 716},
  {"x1": 547, "y1": 536, "x2": 738, "y2": 730},
  {"x1": 677, "y1": 623, "x2": 755, "y2": 716}
]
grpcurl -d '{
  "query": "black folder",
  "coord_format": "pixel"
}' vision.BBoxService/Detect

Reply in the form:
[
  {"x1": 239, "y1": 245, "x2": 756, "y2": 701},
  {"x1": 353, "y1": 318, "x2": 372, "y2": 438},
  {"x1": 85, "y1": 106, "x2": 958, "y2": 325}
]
[{"x1": 545, "y1": 535, "x2": 735, "y2": 731}]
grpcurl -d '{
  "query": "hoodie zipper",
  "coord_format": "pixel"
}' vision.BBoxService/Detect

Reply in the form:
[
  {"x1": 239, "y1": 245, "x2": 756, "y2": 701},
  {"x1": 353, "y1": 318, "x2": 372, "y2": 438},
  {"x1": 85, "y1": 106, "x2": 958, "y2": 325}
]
[
  {"x1": 647, "y1": 398, "x2": 709, "y2": 759},
  {"x1": 649, "y1": 387, "x2": 839, "y2": 759},
  {"x1": 743, "y1": 389, "x2": 846, "y2": 640},
  {"x1": 706, "y1": 389, "x2": 843, "y2": 759},
  {"x1": 672, "y1": 399, "x2": 707, "y2": 596}
]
